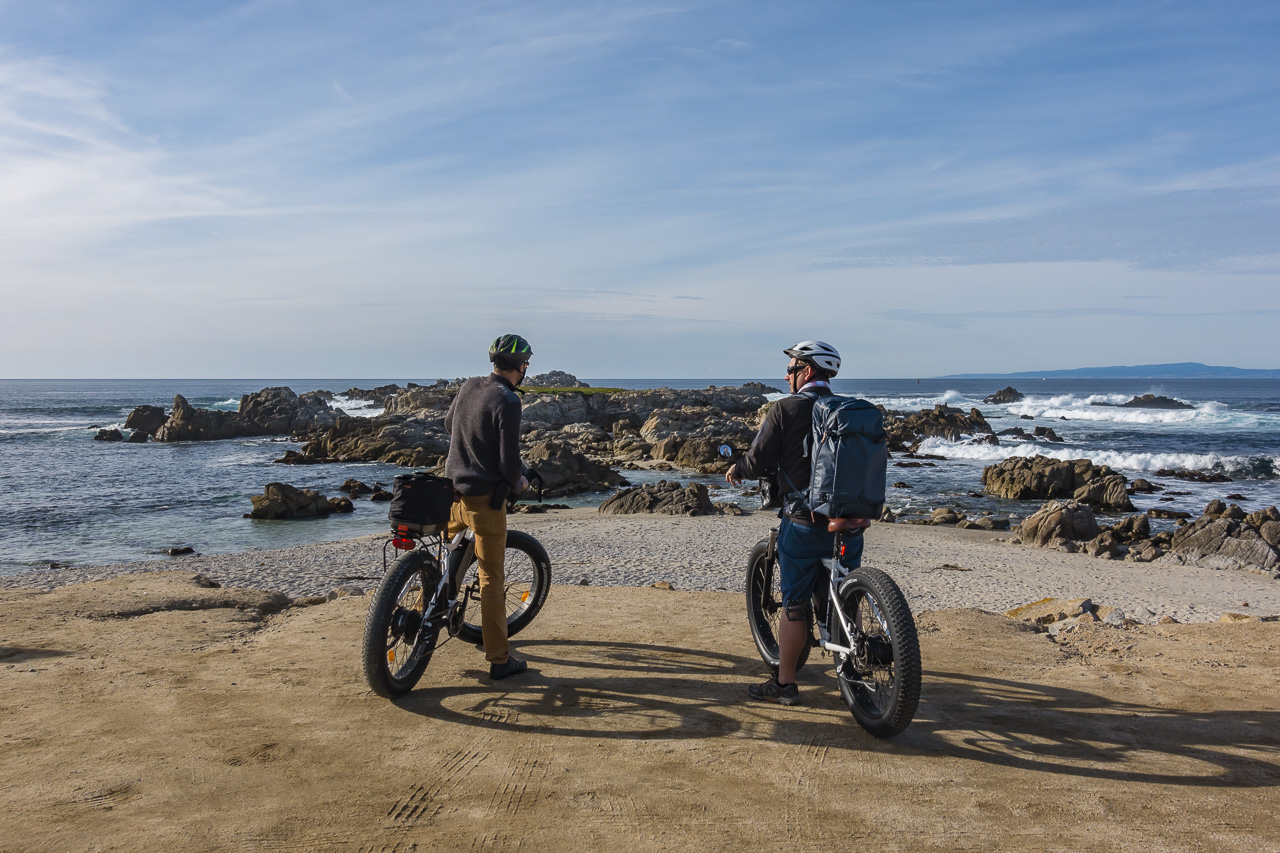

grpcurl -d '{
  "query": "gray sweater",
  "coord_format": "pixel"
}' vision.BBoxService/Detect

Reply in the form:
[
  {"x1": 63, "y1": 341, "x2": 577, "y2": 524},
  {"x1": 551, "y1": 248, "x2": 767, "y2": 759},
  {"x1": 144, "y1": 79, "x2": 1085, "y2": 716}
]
[{"x1": 444, "y1": 374, "x2": 523, "y2": 496}]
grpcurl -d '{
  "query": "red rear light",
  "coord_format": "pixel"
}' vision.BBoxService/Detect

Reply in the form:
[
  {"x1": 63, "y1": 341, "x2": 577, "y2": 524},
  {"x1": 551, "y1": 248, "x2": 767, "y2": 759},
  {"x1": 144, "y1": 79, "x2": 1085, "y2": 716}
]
[
  {"x1": 392, "y1": 537, "x2": 415, "y2": 551},
  {"x1": 839, "y1": 544, "x2": 847, "y2": 558}
]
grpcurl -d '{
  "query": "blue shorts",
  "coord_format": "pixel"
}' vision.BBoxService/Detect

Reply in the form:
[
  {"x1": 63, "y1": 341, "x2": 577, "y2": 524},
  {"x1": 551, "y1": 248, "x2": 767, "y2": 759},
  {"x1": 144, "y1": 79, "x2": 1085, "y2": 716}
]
[{"x1": 776, "y1": 516, "x2": 864, "y2": 607}]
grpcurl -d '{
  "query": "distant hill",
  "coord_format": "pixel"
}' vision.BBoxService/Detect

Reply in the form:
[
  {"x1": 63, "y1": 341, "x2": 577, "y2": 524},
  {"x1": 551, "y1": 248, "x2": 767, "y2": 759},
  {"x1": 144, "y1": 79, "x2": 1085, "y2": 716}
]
[{"x1": 937, "y1": 362, "x2": 1280, "y2": 379}]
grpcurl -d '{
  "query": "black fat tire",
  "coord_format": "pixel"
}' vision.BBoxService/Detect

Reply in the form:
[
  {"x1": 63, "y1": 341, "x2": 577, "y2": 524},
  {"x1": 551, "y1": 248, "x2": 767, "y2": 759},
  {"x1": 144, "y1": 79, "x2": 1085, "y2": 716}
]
[
  {"x1": 834, "y1": 567, "x2": 921, "y2": 738},
  {"x1": 362, "y1": 549, "x2": 440, "y2": 699},
  {"x1": 457, "y1": 530, "x2": 551, "y2": 644},
  {"x1": 745, "y1": 538, "x2": 810, "y2": 672}
]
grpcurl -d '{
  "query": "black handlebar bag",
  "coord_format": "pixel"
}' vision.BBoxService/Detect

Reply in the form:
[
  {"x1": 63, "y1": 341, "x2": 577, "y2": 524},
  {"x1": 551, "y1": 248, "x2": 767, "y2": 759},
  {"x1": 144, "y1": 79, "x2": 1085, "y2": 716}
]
[{"x1": 388, "y1": 472, "x2": 453, "y2": 534}]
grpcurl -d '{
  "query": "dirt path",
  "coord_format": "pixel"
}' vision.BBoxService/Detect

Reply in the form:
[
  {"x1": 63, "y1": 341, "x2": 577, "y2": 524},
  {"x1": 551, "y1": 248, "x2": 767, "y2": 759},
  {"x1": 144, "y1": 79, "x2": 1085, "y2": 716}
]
[{"x1": 3, "y1": 572, "x2": 1279, "y2": 851}]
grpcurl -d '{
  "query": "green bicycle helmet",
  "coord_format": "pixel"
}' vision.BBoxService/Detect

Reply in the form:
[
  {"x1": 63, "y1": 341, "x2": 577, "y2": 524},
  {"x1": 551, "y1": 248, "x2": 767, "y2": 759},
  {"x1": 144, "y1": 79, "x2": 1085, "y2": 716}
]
[{"x1": 489, "y1": 333, "x2": 533, "y2": 365}]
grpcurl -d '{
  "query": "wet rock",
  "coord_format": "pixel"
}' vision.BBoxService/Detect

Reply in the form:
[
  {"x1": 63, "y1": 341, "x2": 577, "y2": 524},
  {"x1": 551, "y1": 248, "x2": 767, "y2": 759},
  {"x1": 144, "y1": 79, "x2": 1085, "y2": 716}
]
[
  {"x1": 240, "y1": 387, "x2": 340, "y2": 434},
  {"x1": 1121, "y1": 394, "x2": 1194, "y2": 410},
  {"x1": 126, "y1": 429, "x2": 148, "y2": 443},
  {"x1": 156, "y1": 394, "x2": 261, "y2": 442},
  {"x1": 1154, "y1": 468, "x2": 1232, "y2": 483},
  {"x1": 1031, "y1": 426, "x2": 1065, "y2": 443},
  {"x1": 93, "y1": 428, "x2": 123, "y2": 442},
  {"x1": 983, "y1": 386, "x2": 1024, "y2": 404},
  {"x1": 370, "y1": 490, "x2": 393, "y2": 502},
  {"x1": 340, "y1": 479, "x2": 373, "y2": 495},
  {"x1": 249, "y1": 482, "x2": 334, "y2": 519},
  {"x1": 327, "y1": 496, "x2": 354, "y2": 513},
  {"x1": 882, "y1": 404, "x2": 993, "y2": 452},
  {"x1": 124, "y1": 404, "x2": 168, "y2": 436},
  {"x1": 1129, "y1": 478, "x2": 1161, "y2": 493},
  {"x1": 166, "y1": 546, "x2": 196, "y2": 556},
  {"x1": 1147, "y1": 508, "x2": 1192, "y2": 520}
]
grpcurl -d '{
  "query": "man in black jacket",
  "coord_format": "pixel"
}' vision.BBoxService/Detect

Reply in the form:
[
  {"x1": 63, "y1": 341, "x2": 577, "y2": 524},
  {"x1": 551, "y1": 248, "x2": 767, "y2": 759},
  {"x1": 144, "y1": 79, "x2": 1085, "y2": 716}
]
[
  {"x1": 726, "y1": 340, "x2": 861, "y2": 705},
  {"x1": 444, "y1": 334, "x2": 533, "y2": 680}
]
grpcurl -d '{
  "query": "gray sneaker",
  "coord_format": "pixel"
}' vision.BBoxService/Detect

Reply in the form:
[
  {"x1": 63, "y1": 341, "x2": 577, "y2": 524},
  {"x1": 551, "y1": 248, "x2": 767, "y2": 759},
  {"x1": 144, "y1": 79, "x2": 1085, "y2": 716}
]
[{"x1": 748, "y1": 675, "x2": 800, "y2": 706}]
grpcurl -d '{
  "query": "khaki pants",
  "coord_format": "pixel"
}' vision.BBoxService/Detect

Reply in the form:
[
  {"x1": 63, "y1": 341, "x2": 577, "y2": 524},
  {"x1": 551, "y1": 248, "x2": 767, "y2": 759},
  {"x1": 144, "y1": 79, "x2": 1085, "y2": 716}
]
[{"x1": 448, "y1": 494, "x2": 509, "y2": 664}]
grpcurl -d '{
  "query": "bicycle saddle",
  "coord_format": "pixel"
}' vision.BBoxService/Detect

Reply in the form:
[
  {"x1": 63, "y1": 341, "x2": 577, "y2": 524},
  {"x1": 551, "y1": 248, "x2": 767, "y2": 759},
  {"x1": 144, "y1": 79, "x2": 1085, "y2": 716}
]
[{"x1": 828, "y1": 516, "x2": 871, "y2": 533}]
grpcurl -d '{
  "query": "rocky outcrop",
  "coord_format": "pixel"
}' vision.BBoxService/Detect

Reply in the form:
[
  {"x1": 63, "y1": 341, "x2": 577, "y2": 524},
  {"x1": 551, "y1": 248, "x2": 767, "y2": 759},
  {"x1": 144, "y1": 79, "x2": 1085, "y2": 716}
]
[
  {"x1": 249, "y1": 483, "x2": 335, "y2": 519},
  {"x1": 239, "y1": 387, "x2": 340, "y2": 434},
  {"x1": 598, "y1": 481, "x2": 719, "y2": 516},
  {"x1": 882, "y1": 405, "x2": 993, "y2": 452},
  {"x1": 93, "y1": 428, "x2": 123, "y2": 442},
  {"x1": 983, "y1": 386, "x2": 1024, "y2": 404},
  {"x1": 527, "y1": 371, "x2": 589, "y2": 388},
  {"x1": 155, "y1": 395, "x2": 260, "y2": 442},
  {"x1": 383, "y1": 383, "x2": 460, "y2": 417},
  {"x1": 523, "y1": 440, "x2": 628, "y2": 497},
  {"x1": 982, "y1": 455, "x2": 1135, "y2": 511},
  {"x1": 521, "y1": 386, "x2": 767, "y2": 431},
  {"x1": 1120, "y1": 395, "x2": 1194, "y2": 410},
  {"x1": 1165, "y1": 502, "x2": 1280, "y2": 576},
  {"x1": 124, "y1": 405, "x2": 168, "y2": 436},
  {"x1": 1016, "y1": 500, "x2": 1102, "y2": 550},
  {"x1": 1154, "y1": 468, "x2": 1232, "y2": 483},
  {"x1": 295, "y1": 414, "x2": 451, "y2": 468}
]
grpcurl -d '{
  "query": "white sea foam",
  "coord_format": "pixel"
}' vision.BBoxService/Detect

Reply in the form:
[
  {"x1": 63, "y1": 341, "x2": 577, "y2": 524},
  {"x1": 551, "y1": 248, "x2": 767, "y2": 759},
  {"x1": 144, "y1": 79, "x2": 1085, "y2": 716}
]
[
  {"x1": 331, "y1": 395, "x2": 385, "y2": 418},
  {"x1": 872, "y1": 390, "x2": 979, "y2": 411},
  {"x1": 915, "y1": 437, "x2": 1279, "y2": 478}
]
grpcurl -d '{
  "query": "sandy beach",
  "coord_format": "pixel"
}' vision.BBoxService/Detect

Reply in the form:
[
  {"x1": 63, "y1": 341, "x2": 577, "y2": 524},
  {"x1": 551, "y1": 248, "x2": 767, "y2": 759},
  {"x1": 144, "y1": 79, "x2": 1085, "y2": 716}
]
[
  {"x1": 7, "y1": 508, "x2": 1280, "y2": 622},
  {"x1": 3, "y1": 511, "x2": 1280, "y2": 851}
]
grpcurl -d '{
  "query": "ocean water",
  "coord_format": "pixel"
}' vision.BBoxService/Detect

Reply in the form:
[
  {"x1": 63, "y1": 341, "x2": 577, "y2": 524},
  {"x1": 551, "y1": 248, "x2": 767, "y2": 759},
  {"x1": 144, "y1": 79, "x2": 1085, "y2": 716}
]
[{"x1": 1, "y1": 377, "x2": 1277, "y2": 577}]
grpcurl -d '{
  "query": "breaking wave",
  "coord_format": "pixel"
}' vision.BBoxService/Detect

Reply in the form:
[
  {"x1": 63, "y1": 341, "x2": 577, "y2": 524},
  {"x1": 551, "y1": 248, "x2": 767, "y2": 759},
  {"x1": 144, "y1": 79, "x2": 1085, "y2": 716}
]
[{"x1": 914, "y1": 437, "x2": 1279, "y2": 480}]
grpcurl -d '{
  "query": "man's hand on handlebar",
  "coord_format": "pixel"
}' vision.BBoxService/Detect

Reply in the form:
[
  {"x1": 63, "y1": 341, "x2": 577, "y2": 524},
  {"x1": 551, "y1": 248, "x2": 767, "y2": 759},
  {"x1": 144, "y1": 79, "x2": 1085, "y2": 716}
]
[{"x1": 725, "y1": 463, "x2": 742, "y2": 486}]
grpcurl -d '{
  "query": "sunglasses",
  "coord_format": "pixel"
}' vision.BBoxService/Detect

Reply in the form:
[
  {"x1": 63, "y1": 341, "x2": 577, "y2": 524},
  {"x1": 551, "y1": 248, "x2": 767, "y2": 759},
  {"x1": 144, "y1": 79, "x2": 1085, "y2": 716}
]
[{"x1": 786, "y1": 363, "x2": 806, "y2": 376}]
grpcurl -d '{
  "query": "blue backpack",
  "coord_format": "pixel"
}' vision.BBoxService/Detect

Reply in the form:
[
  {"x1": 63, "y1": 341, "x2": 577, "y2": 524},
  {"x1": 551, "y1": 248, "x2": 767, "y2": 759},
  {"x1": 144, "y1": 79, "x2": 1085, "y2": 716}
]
[{"x1": 788, "y1": 393, "x2": 888, "y2": 519}]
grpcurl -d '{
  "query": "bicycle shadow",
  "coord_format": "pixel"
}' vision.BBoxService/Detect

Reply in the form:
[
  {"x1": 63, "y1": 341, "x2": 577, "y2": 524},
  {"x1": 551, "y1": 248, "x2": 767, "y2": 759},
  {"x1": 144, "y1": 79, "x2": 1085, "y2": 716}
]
[
  {"x1": 890, "y1": 670, "x2": 1280, "y2": 788},
  {"x1": 392, "y1": 639, "x2": 1280, "y2": 788}
]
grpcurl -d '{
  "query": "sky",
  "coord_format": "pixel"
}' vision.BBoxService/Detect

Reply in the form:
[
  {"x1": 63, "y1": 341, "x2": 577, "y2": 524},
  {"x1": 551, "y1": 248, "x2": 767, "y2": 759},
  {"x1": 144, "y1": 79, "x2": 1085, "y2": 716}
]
[{"x1": 1, "y1": 0, "x2": 1278, "y2": 379}]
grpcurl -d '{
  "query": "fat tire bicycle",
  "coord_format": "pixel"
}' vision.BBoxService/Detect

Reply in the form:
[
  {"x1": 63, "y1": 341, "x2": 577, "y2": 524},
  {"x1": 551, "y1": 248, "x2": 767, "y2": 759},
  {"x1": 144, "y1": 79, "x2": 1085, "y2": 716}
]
[
  {"x1": 362, "y1": 478, "x2": 552, "y2": 699},
  {"x1": 746, "y1": 519, "x2": 921, "y2": 738}
]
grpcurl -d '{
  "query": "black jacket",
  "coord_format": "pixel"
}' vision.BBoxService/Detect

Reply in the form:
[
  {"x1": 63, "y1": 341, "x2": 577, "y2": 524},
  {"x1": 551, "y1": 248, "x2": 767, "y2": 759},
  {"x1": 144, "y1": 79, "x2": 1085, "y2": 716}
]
[{"x1": 734, "y1": 387, "x2": 831, "y2": 518}]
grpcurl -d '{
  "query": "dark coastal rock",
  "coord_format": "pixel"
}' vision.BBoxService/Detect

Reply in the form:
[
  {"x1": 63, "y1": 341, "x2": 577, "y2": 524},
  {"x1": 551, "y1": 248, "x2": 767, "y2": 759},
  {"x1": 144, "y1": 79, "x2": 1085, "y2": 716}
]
[
  {"x1": 155, "y1": 395, "x2": 262, "y2": 442},
  {"x1": 275, "y1": 450, "x2": 329, "y2": 465},
  {"x1": 983, "y1": 386, "x2": 1024, "y2": 404},
  {"x1": 1147, "y1": 508, "x2": 1192, "y2": 520},
  {"x1": 339, "y1": 479, "x2": 373, "y2": 495},
  {"x1": 342, "y1": 383, "x2": 404, "y2": 405},
  {"x1": 124, "y1": 404, "x2": 168, "y2": 435},
  {"x1": 327, "y1": 496, "x2": 354, "y2": 513},
  {"x1": 521, "y1": 386, "x2": 768, "y2": 432},
  {"x1": 369, "y1": 489, "x2": 393, "y2": 502},
  {"x1": 249, "y1": 483, "x2": 334, "y2": 519},
  {"x1": 1154, "y1": 468, "x2": 1232, "y2": 483},
  {"x1": 982, "y1": 455, "x2": 1135, "y2": 511},
  {"x1": 125, "y1": 429, "x2": 148, "y2": 443},
  {"x1": 1129, "y1": 478, "x2": 1161, "y2": 493},
  {"x1": 1121, "y1": 394, "x2": 1194, "y2": 410},
  {"x1": 881, "y1": 404, "x2": 993, "y2": 452},
  {"x1": 930, "y1": 507, "x2": 963, "y2": 525},
  {"x1": 1032, "y1": 426, "x2": 1064, "y2": 442},
  {"x1": 527, "y1": 370, "x2": 589, "y2": 388},
  {"x1": 1018, "y1": 500, "x2": 1102, "y2": 549},
  {"x1": 598, "y1": 481, "x2": 718, "y2": 516},
  {"x1": 997, "y1": 427, "x2": 1026, "y2": 437},
  {"x1": 293, "y1": 414, "x2": 451, "y2": 468},
  {"x1": 524, "y1": 440, "x2": 628, "y2": 497},
  {"x1": 383, "y1": 384, "x2": 459, "y2": 417},
  {"x1": 1019, "y1": 414, "x2": 1035, "y2": 420},
  {"x1": 240, "y1": 387, "x2": 339, "y2": 434},
  {"x1": 93, "y1": 428, "x2": 123, "y2": 442}
]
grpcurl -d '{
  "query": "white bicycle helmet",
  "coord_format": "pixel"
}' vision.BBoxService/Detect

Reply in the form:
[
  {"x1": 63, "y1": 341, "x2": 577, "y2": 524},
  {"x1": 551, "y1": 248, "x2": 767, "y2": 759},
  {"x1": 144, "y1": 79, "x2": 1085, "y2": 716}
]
[{"x1": 783, "y1": 340, "x2": 841, "y2": 376}]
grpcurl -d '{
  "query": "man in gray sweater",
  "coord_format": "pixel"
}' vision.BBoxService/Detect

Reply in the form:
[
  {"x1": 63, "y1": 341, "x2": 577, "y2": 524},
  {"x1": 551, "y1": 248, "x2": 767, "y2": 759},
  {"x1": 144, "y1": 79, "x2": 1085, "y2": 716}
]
[{"x1": 444, "y1": 334, "x2": 533, "y2": 680}]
